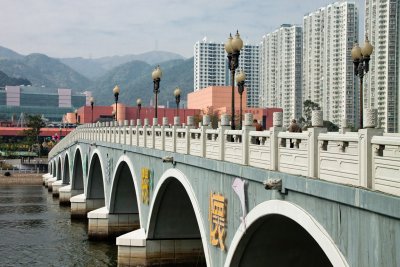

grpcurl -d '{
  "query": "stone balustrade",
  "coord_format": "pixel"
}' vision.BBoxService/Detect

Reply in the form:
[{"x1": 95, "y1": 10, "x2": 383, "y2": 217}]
[{"x1": 49, "y1": 113, "x2": 400, "y2": 196}]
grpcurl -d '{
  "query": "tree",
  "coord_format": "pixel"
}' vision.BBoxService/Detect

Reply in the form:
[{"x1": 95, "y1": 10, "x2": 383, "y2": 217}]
[
  {"x1": 299, "y1": 100, "x2": 339, "y2": 132},
  {"x1": 23, "y1": 114, "x2": 46, "y2": 147}
]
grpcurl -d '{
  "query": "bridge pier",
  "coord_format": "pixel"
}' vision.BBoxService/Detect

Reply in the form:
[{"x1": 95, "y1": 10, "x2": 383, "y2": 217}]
[
  {"x1": 70, "y1": 194, "x2": 104, "y2": 219},
  {"x1": 46, "y1": 177, "x2": 57, "y2": 191},
  {"x1": 116, "y1": 229, "x2": 204, "y2": 266},
  {"x1": 42, "y1": 173, "x2": 52, "y2": 185},
  {"x1": 51, "y1": 180, "x2": 64, "y2": 197},
  {"x1": 87, "y1": 207, "x2": 140, "y2": 240},
  {"x1": 59, "y1": 185, "x2": 72, "y2": 205}
]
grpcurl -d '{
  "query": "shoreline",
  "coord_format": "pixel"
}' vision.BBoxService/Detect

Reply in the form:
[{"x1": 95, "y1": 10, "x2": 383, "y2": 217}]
[{"x1": 0, "y1": 173, "x2": 44, "y2": 185}]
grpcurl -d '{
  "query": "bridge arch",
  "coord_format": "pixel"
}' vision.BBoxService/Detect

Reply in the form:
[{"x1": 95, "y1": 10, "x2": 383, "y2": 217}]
[
  {"x1": 109, "y1": 155, "x2": 141, "y2": 219},
  {"x1": 146, "y1": 168, "x2": 210, "y2": 267},
  {"x1": 56, "y1": 156, "x2": 62, "y2": 180},
  {"x1": 86, "y1": 150, "x2": 105, "y2": 200},
  {"x1": 225, "y1": 200, "x2": 348, "y2": 267},
  {"x1": 71, "y1": 147, "x2": 84, "y2": 191},
  {"x1": 62, "y1": 152, "x2": 70, "y2": 184},
  {"x1": 52, "y1": 161, "x2": 56, "y2": 177}
]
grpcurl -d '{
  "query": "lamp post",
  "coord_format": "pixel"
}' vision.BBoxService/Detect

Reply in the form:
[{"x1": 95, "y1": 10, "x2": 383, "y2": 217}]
[
  {"x1": 113, "y1": 85, "x2": 120, "y2": 122},
  {"x1": 136, "y1": 98, "x2": 142, "y2": 120},
  {"x1": 351, "y1": 36, "x2": 373, "y2": 129},
  {"x1": 89, "y1": 96, "x2": 94, "y2": 123},
  {"x1": 236, "y1": 70, "x2": 246, "y2": 129},
  {"x1": 174, "y1": 87, "x2": 181, "y2": 116},
  {"x1": 225, "y1": 30, "x2": 243, "y2": 130},
  {"x1": 74, "y1": 109, "x2": 78, "y2": 125},
  {"x1": 152, "y1": 66, "x2": 162, "y2": 119}
]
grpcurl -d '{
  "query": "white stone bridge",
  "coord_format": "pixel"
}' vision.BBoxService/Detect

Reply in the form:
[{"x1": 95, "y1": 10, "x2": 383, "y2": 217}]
[{"x1": 43, "y1": 113, "x2": 400, "y2": 266}]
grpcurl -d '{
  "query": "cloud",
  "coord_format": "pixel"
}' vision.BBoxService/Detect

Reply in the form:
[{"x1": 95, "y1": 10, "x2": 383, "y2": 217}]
[{"x1": 0, "y1": 0, "x2": 364, "y2": 58}]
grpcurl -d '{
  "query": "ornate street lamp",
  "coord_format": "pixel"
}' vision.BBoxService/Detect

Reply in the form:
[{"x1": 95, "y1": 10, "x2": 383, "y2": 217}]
[
  {"x1": 152, "y1": 65, "x2": 162, "y2": 119},
  {"x1": 225, "y1": 30, "x2": 243, "y2": 129},
  {"x1": 74, "y1": 109, "x2": 78, "y2": 125},
  {"x1": 136, "y1": 98, "x2": 142, "y2": 120},
  {"x1": 351, "y1": 36, "x2": 373, "y2": 129},
  {"x1": 236, "y1": 70, "x2": 246, "y2": 129},
  {"x1": 113, "y1": 85, "x2": 120, "y2": 121},
  {"x1": 89, "y1": 96, "x2": 94, "y2": 123},
  {"x1": 174, "y1": 87, "x2": 181, "y2": 116}
]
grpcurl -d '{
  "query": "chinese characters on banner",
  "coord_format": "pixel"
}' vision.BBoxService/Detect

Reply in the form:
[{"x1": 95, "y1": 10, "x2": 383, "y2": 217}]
[
  {"x1": 209, "y1": 192, "x2": 226, "y2": 251},
  {"x1": 141, "y1": 168, "x2": 151, "y2": 204}
]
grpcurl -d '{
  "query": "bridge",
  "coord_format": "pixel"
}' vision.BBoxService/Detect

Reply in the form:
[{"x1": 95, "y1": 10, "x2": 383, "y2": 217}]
[{"x1": 43, "y1": 111, "x2": 400, "y2": 267}]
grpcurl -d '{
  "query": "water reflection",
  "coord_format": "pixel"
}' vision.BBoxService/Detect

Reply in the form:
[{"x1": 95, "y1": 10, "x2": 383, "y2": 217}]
[{"x1": 0, "y1": 185, "x2": 117, "y2": 267}]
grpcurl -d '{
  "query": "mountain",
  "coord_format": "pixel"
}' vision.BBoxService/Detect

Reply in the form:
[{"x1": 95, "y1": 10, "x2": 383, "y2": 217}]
[
  {"x1": 0, "y1": 70, "x2": 31, "y2": 87},
  {"x1": 0, "y1": 46, "x2": 24, "y2": 60},
  {"x1": 91, "y1": 57, "x2": 194, "y2": 107},
  {"x1": 0, "y1": 53, "x2": 91, "y2": 89},
  {"x1": 60, "y1": 51, "x2": 185, "y2": 80}
]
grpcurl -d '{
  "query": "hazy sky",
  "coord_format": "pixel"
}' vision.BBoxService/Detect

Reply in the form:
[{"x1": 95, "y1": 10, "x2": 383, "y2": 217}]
[{"x1": 0, "y1": 0, "x2": 364, "y2": 59}]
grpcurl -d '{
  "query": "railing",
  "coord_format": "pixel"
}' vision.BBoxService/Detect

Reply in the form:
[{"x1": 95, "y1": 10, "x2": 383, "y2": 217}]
[{"x1": 48, "y1": 114, "x2": 400, "y2": 197}]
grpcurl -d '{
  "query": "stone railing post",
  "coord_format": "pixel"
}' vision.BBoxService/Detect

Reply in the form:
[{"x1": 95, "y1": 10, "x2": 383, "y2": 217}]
[
  {"x1": 105, "y1": 122, "x2": 110, "y2": 143},
  {"x1": 308, "y1": 110, "x2": 327, "y2": 178},
  {"x1": 158, "y1": 117, "x2": 169, "y2": 150},
  {"x1": 171, "y1": 116, "x2": 181, "y2": 152},
  {"x1": 242, "y1": 113, "x2": 255, "y2": 165},
  {"x1": 129, "y1": 120, "x2": 135, "y2": 146},
  {"x1": 200, "y1": 115, "x2": 212, "y2": 157},
  {"x1": 359, "y1": 108, "x2": 383, "y2": 188},
  {"x1": 219, "y1": 114, "x2": 230, "y2": 161},
  {"x1": 123, "y1": 120, "x2": 128, "y2": 145},
  {"x1": 270, "y1": 112, "x2": 283, "y2": 170},
  {"x1": 339, "y1": 117, "x2": 351, "y2": 134},
  {"x1": 184, "y1": 116, "x2": 195, "y2": 154}
]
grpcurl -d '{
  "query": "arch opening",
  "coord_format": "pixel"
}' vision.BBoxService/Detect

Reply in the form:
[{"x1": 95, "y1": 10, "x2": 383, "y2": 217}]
[
  {"x1": 148, "y1": 178, "x2": 200, "y2": 239},
  {"x1": 52, "y1": 161, "x2": 56, "y2": 177},
  {"x1": 87, "y1": 153, "x2": 105, "y2": 200},
  {"x1": 62, "y1": 154, "x2": 70, "y2": 184},
  {"x1": 72, "y1": 149, "x2": 83, "y2": 190},
  {"x1": 110, "y1": 161, "x2": 138, "y2": 214},
  {"x1": 145, "y1": 177, "x2": 206, "y2": 266},
  {"x1": 56, "y1": 159, "x2": 62, "y2": 180},
  {"x1": 230, "y1": 214, "x2": 332, "y2": 267}
]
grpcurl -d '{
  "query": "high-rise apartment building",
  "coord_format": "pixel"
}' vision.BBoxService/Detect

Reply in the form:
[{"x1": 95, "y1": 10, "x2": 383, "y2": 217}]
[
  {"x1": 365, "y1": 0, "x2": 399, "y2": 132},
  {"x1": 238, "y1": 44, "x2": 260, "y2": 107},
  {"x1": 303, "y1": 1, "x2": 359, "y2": 127},
  {"x1": 260, "y1": 24, "x2": 303, "y2": 127},
  {"x1": 194, "y1": 38, "x2": 226, "y2": 92},
  {"x1": 194, "y1": 38, "x2": 260, "y2": 107}
]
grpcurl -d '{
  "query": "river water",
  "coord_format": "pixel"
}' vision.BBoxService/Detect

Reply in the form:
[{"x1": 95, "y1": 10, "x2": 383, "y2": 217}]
[{"x1": 0, "y1": 185, "x2": 117, "y2": 266}]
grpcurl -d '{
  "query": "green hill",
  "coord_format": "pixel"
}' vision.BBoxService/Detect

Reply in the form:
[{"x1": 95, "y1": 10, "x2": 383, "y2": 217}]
[
  {"x1": 0, "y1": 53, "x2": 91, "y2": 90},
  {"x1": 91, "y1": 57, "x2": 194, "y2": 107},
  {"x1": 0, "y1": 70, "x2": 31, "y2": 87}
]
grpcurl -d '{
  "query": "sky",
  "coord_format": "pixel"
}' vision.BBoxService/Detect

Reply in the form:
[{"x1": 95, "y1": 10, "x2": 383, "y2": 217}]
[{"x1": 0, "y1": 0, "x2": 364, "y2": 59}]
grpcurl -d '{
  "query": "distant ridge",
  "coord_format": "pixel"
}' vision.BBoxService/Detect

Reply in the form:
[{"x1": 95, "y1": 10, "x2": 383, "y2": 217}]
[
  {"x1": 0, "y1": 46, "x2": 193, "y2": 103},
  {"x1": 60, "y1": 50, "x2": 185, "y2": 79}
]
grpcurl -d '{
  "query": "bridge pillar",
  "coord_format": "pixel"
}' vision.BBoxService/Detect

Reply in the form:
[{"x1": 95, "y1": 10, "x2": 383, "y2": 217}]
[
  {"x1": 116, "y1": 229, "x2": 204, "y2": 266},
  {"x1": 59, "y1": 185, "x2": 72, "y2": 206},
  {"x1": 51, "y1": 180, "x2": 64, "y2": 197},
  {"x1": 46, "y1": 177, "x2": 57, "y2": 191},
  {"x1": 87, "y1": 207, "x2": 140, "y2": 240},
  {"x1": 70, "y1": 194, "x2": 104, "y2": 219},
  {"x1": 42, "y1": 173, "x2": 52, "y2": 185}
]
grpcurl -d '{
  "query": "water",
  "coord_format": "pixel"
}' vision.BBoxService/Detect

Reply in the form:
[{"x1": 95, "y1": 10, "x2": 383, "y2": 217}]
[{"x1": 0, "y1": 185, "x2": 117, "y2": 267}]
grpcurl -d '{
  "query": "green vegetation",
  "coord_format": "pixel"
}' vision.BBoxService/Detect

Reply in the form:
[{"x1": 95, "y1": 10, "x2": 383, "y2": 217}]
[
  {"x1": 92, "y1": 58, "x2": 194, "y2": 107},
  {"x1": 299, "y1": 100, "x2": 339, "y2": 132},
  {"x1": 0, "y1": 53, "x2": 91, "y2": 89},
  {"x1": 0, "y1": 70, "x2": 31, "y2": 86}
]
